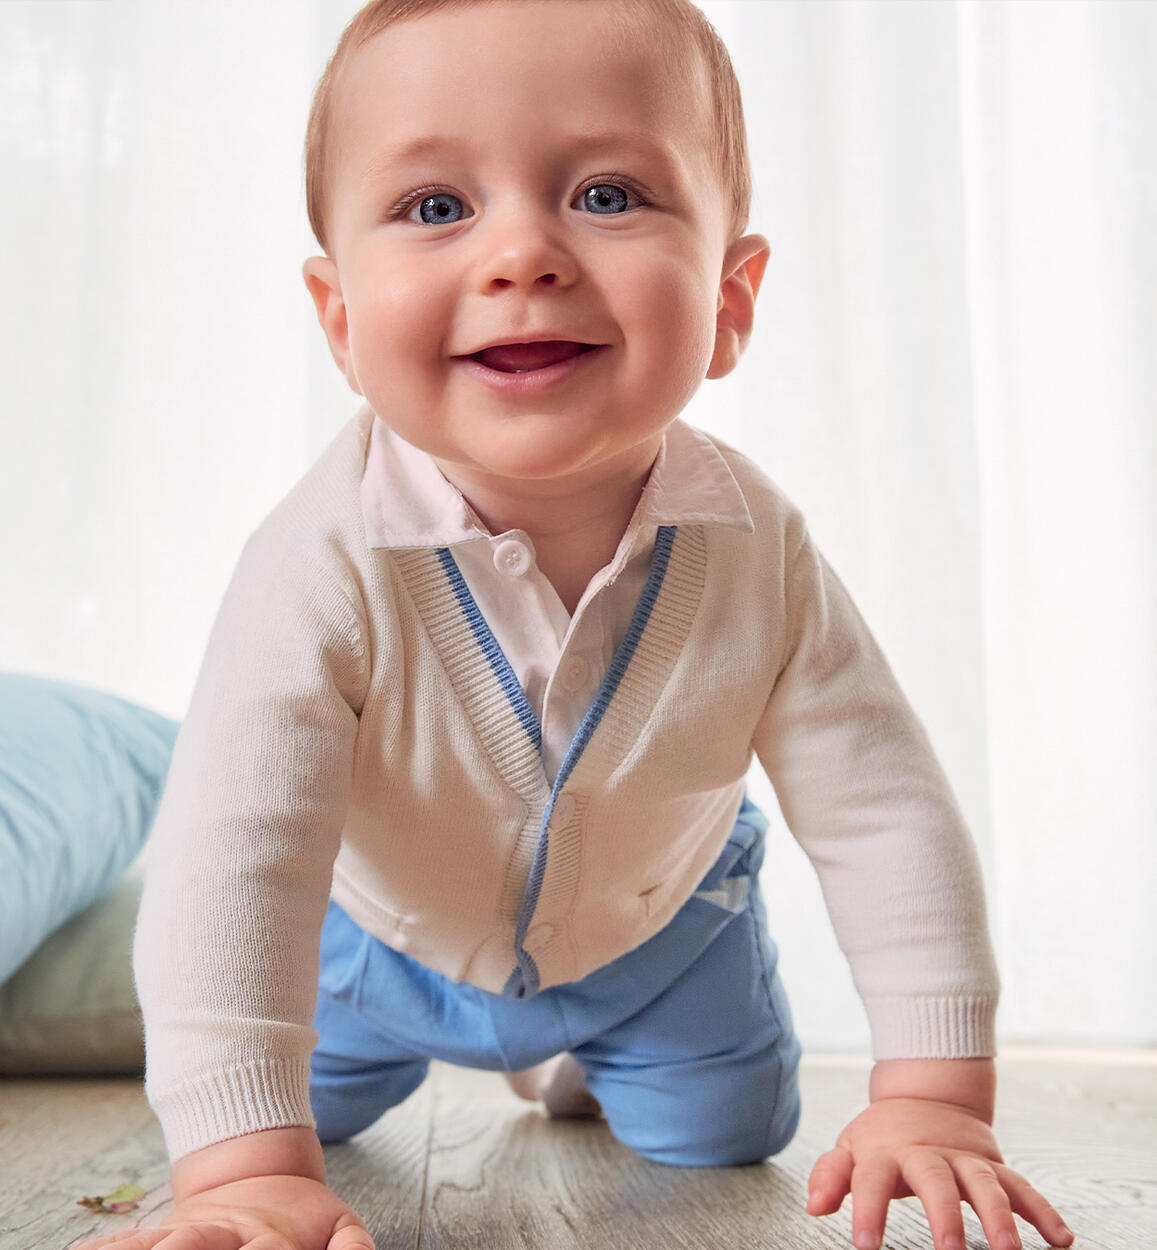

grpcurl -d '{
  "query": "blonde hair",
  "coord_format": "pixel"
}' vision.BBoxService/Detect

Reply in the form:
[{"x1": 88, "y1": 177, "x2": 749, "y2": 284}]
[{"x1": 304, "y1": 0, "x2": 752, "y2": 254}]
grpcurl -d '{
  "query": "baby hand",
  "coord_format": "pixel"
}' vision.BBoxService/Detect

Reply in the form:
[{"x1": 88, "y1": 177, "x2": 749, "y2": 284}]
[
  {"x1": 71, "y1": 1173, "x2": 374, "y2": 1250},
  {"x1": 806, "y1": 1097, "x2": 1074, "y2": 1250}
]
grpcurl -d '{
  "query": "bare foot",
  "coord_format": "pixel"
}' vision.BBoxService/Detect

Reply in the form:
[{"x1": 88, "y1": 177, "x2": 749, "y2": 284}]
[
  {"x1": 505, "y1": 1060, "x2": 552, "y2": 1103},
  {"x1": 504, "y1": 1053, "x2": 602, "y2": 1118}
]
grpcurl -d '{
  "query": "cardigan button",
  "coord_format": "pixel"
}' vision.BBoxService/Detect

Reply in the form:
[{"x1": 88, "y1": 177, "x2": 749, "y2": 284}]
[
  {"x1": 551, "y1": 794, "x2": 577, "y2": 826},
  {"x1": 493, "y1": 538, "x2": 533, "y2": 577}
]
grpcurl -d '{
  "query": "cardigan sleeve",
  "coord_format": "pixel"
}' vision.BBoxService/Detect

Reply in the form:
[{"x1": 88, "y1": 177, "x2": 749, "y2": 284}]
[
  {"x1": 752, "y1": 521, "x2": 1000, "y2": 1059},
  {"x1": 132, "y1": 528, "x2": 369, "y2": 1162}
]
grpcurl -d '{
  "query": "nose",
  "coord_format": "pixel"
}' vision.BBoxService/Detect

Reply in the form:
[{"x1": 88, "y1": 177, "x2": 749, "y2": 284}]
[{"x1": 472, "y1": 204, "x2": 579, "y2": 292}]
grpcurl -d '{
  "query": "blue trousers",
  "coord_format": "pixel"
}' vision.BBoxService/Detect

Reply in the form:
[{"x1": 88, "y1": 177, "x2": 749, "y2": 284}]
[{"x1": 310, "y1": 796, "x2": 801, "y2": 1167}]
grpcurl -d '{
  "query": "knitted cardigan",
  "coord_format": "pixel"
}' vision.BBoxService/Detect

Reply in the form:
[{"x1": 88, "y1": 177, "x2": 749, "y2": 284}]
[{"x1": 134, "y1": 407, "x2": 1000, "y2": 1161}]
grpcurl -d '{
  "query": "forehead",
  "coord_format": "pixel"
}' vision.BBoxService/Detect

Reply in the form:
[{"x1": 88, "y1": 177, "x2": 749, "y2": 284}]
[{"x1": 329, "y1": 0, "x2": 712, "y2": 188}]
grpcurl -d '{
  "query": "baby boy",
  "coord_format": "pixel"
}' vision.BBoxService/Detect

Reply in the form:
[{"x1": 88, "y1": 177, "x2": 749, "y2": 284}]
[{"x1": 79, "y1": 3, "x2": 1075, "y2": 1250}]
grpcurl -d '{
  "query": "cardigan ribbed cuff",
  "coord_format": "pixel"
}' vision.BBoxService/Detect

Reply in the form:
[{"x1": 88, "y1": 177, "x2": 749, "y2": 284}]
[
  {"x1": 864, "y1": 994, "x2": 998, "y2": 1060},
  {"x1": 149, "y1": 1056, "x2": 316, "y2": 1163}
]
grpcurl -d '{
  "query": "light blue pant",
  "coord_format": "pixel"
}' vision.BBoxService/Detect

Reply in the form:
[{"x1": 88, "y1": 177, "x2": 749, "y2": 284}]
[{"x1": 310, "y1": 796, "x2": 802, "y2": 1167}]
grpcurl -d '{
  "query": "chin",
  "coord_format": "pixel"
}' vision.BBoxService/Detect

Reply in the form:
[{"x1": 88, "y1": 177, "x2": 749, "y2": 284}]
[
  {"x1": 466, "y1": 426, "x2": 613, "y2": 482},
  {"x1": 473, "y1": 450, "x2": 593, "y2": 484}
]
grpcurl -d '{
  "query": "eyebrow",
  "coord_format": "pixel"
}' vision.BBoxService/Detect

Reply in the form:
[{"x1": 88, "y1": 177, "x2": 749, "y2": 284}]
[{"x1": 360, "y1": 131, "x2": 683, "y2": 183}]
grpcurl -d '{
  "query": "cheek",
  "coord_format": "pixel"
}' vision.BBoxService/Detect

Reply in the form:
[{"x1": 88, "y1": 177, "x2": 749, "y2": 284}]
[
  {"x1": 619, "y1": 257, "x2": 718, "y2": 388},
  {"x1": 345, "y1": 266, "x2": 445, "y2": 383}
]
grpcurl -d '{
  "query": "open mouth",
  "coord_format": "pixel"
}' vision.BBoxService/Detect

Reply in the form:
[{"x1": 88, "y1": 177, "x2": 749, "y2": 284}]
[{"x1": 468, "y1": 341, "x2": 599, "y2": 374}]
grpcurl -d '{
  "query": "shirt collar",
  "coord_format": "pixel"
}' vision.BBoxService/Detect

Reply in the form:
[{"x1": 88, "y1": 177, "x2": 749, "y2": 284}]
[{"x1": 360, "y1": 411, "x2": 753, "y2": 551}]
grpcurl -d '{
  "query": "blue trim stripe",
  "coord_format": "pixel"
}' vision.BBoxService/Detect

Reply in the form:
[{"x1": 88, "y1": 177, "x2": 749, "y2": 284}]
[
  {"x1": 552, "y1": 525, "x2": 677, "y2": 799},
  {"x1": 509, "y1": 525, "x2": 679, "y2": 996},
  {"x1": 435, "y1": 548, "x2": 542, "y2": 753},
  {"x1": 501, "y1": 963, "x2": 526, "y2": 998}
]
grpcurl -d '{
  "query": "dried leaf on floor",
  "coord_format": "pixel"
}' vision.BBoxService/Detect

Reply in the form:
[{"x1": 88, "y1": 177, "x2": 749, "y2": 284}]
[{"x1": 77, "y1": 1182, "x2": 146, "y2": 1214}]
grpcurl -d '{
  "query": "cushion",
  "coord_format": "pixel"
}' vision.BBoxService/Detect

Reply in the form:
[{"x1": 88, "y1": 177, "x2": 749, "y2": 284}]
[
  {"x1": 0, "y1": 856, "x2": 146, "y2": 1074},
  {"x1": 0, "y1": 672, "x2": 179, "y2": 986}
]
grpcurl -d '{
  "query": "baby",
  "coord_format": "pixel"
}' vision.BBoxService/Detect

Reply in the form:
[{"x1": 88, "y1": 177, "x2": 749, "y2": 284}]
[{"x1": 79, "y1": 3, "x2": 1076, "y2": 1250}]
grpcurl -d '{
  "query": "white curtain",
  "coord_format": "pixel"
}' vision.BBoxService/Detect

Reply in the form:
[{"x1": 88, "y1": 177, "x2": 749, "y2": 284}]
[{"x1": 2, "y1": 0, "x2": 1153, "y2": 1050}]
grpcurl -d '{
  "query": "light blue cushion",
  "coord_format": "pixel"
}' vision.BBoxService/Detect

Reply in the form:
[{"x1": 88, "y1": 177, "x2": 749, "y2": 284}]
[{"x1": 0, "y1": 672, "x2": 179, "y2": 985}]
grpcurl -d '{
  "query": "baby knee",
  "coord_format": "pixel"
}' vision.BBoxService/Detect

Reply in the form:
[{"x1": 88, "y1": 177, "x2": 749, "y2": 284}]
[
  {"x1": 631, "y1": 1087, "x2": 800, "y2": 1167},
  {"x1": 310, "y1": 1057, "x2": 429, "y2": 1143},
  {"x1": 591, "y1": 1052, "x2": 802, "y2": 1168}
]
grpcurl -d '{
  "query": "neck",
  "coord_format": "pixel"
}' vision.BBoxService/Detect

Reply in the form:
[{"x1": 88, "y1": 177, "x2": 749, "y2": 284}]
[
  {"x1": 435, "y1": 439, "x2": 663, "y2": 549},
  {"x1": 436, "y1": 445, "x2": 661, "y2": 615}
]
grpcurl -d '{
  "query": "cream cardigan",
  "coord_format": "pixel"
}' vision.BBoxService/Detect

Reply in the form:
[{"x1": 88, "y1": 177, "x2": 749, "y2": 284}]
[{"x1": 134, "y1": 408, "x2": 999, "y2": 1161}]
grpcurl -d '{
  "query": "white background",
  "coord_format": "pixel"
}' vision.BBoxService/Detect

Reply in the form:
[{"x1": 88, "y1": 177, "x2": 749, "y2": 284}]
[{"x1": 1, "y1": 0, "x2": 1154, "y2": 1052}]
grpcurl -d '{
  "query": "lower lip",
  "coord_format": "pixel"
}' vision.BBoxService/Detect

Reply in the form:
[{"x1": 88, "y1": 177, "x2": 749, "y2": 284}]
[{"x1": 452, "y1": 346, "x2": 606, "y2": 396}]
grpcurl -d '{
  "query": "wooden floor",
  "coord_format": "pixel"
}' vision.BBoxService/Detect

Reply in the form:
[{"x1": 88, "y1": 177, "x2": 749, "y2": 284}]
[{"x1": 3, "y1": 1050, "x2": 1155, "y2": 1250}]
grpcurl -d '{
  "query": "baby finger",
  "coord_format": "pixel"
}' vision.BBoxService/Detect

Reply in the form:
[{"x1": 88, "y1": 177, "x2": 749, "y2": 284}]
[
  {"x1": 952, "y1": 1156, "x2": 1019, "y2": 1250},
  {"x1": 848, "y1": 1152, "x2": 901, "y2": 1249},
  {"x1": 992, "y1": 1163, "x2": 1075, "y2": 1247},
  {"x1": 73, "y1": 1233, "x2": 174, "y2": 1250},
  {"x1": 896, "y1": 1150, "x2": 966, "y2": 1250}
]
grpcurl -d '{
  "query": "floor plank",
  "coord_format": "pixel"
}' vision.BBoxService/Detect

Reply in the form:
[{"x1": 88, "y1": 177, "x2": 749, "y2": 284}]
[
  {"x1": 416, "y1": 1064, "x2": 830, "y2": 1250},
  {"x1": 3, "y1": 1051, "x2": 1155, "y2": 1250},
  {"x1": 322, "y1": 1076, "x2": 432, "y2": 1250},
  {"x1": 0, "y1": 1077, "x2": 170, "y2": 1250}
]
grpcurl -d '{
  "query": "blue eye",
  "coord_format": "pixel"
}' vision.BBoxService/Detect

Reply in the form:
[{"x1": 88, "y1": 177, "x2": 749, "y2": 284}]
[
  {"x1": 579, "y1": 183, "x2": 632, "y2": 215},
  {"x1": 391, "y1": 178, "x2": 647, "y2": 225},
  {"x1": 413, "y1": 192, "x2": 467, "y2": 225}
]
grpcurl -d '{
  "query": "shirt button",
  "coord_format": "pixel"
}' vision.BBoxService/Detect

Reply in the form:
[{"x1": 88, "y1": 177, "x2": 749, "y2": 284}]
[
  {"x1": 493, "y1": 538, "x2": 532, "y2": 577},
  {"x1": 561, "y1": 656, "x2": 590, "y2": 693}
]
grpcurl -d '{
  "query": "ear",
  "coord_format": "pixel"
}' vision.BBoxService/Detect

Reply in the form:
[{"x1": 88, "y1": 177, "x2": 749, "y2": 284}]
[
  {"x1": 302, "y1": 256, "x2": 364, "y2": 395},
  {"x1": 705, "y1": 233, "x2": 770, "y2": 380}
]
